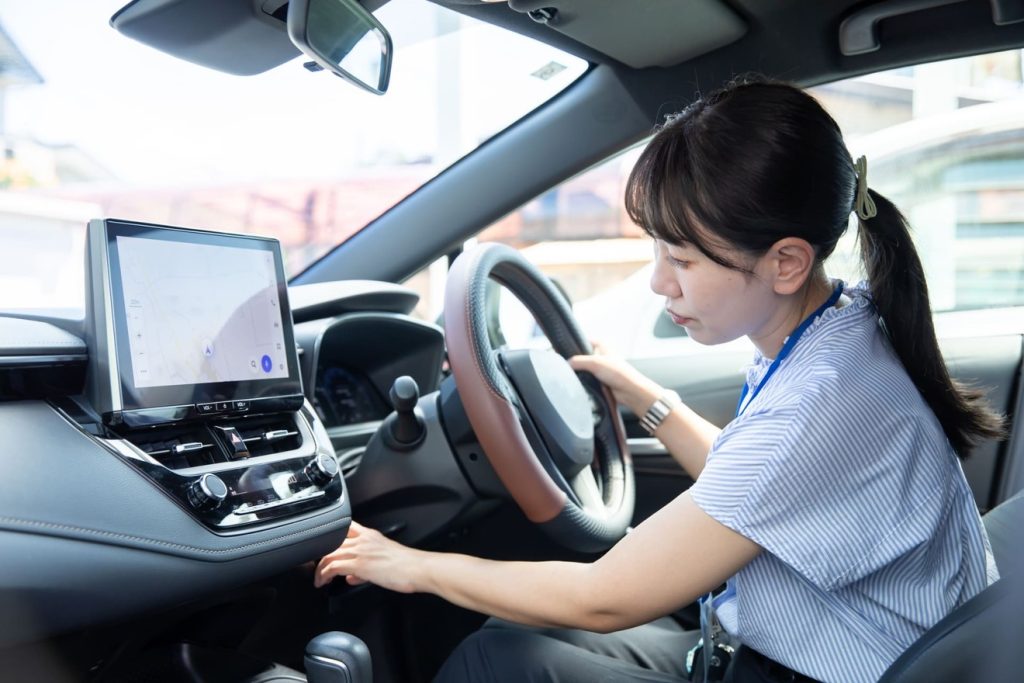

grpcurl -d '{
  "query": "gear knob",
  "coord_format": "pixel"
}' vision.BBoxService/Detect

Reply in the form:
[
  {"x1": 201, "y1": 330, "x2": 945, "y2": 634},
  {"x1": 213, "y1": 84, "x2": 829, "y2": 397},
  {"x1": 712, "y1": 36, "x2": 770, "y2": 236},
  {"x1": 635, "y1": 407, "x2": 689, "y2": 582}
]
[
  {"x1": 389, "y1": 375, "x2": 419, "y2": 412},
  {"x1": 382, "y1": 375, "x2": 426, "y2": 450},
  {"x1": 305, "y1": 631, "x2": 372, "y2": 683}
]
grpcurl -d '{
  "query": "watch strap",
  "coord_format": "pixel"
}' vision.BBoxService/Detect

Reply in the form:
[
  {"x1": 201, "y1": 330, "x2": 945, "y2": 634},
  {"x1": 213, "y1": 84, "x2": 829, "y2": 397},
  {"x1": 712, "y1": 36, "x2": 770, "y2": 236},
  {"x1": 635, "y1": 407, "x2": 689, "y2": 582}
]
[{"x1": 639, "y1": 390, "x2": 680, "y2": 435}]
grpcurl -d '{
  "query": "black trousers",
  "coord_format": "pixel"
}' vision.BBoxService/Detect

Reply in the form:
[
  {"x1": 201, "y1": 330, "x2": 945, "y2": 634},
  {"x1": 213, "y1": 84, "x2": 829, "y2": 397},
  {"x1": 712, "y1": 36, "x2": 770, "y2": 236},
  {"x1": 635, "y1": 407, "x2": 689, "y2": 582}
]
[{"x1": 433, "y1": 616, "x2": 813, "y2": 683}]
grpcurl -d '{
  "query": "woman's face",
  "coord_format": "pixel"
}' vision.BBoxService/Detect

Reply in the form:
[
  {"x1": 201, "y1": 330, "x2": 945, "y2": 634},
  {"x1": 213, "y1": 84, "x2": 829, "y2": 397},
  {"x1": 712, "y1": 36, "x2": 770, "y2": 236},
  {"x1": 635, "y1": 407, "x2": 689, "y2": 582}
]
[{"x1": 649, "y1": 238, "x2": 778, "y2": 346}]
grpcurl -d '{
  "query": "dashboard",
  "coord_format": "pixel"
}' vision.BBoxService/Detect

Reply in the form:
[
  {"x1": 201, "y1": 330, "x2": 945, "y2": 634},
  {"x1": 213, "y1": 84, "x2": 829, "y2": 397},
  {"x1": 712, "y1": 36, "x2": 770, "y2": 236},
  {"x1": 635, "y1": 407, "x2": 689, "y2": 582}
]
[{"x1": 0, "y1": 220, "x2": 450, "y2": 648}]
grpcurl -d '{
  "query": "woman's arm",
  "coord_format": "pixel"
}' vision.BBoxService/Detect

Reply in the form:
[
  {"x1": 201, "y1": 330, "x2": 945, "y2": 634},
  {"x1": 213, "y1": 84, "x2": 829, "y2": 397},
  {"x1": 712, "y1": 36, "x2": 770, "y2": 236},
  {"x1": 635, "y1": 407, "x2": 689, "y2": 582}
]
[
  {"x1": 314, "y1": 492, "x2": 760, "y2": 633},
  {"x1": 568, "y1": 353, "x2": 720, "y2": 478}
]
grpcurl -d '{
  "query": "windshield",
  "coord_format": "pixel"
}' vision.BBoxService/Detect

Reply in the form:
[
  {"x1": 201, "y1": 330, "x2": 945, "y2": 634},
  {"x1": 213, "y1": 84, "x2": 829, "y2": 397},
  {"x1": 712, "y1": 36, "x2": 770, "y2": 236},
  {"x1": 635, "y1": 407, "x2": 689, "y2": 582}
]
[{"x1": 0, "y1": 0, "x2": 586, "y2": 309}]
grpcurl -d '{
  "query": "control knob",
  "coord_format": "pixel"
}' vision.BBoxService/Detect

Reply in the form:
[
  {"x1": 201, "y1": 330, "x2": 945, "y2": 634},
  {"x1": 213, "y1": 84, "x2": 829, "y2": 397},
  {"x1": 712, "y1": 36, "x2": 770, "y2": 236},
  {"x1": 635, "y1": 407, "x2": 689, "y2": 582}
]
[
  {"x1": 382, "y1": 376, "x2": 426, "y2": 451},
  {"x1": 305, "y1": 452, "x2": 339, "y2": 487},
  {"x1": 187, "y1": 473, "x2": 228, "y2": 511}
]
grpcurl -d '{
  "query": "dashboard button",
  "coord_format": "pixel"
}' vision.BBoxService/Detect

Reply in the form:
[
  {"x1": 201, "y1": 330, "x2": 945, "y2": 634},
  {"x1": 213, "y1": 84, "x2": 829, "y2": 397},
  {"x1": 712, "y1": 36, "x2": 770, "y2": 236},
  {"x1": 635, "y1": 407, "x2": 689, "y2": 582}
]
[
  {"x1": 215, "y1": 401, "x2": 230, "y2": 412},
  {"x1": 197, "y1": 402, "x2": 217, "y2": 415},
  {"x1": 214, "y1": 425, "x2": 250, "y2": 459},
  {"x1": 233, "y1": 400, "x2": 249, "y2": 412}
]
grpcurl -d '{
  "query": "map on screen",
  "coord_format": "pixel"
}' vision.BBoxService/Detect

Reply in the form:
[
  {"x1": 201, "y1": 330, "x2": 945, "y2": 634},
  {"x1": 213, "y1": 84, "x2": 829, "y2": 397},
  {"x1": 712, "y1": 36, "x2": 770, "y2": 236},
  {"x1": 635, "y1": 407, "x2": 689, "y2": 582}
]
[{"x1": 116, "y1": 235, "x2": 289, "y2": 389}]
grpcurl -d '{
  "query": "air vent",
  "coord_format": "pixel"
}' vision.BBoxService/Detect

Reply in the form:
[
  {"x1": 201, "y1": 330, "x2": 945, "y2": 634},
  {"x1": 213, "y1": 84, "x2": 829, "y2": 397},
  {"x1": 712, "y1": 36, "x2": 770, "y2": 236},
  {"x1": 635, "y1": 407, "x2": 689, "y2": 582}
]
[
  {"x1": 114, "y1": 423, "x2": 219, "y2": 469},
  {"x1": 215, "y1": 413, "x2": 302, "y2": 458}
]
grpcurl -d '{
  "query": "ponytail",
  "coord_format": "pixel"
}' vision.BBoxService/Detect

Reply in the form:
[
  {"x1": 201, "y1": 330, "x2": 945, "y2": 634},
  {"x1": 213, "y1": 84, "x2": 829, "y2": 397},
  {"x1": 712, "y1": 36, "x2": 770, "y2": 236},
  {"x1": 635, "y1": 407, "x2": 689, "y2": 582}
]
[{"x1": 857, "y1": 188, "x2": 1006, "y2": 459}]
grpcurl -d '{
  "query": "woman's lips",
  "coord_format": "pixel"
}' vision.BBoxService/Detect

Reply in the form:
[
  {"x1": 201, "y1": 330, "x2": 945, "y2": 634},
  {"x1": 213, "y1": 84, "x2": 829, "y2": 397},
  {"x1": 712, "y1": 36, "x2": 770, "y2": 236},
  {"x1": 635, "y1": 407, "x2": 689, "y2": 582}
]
[{"x1": 668, "y1": 311, "x2": 693, "y2": 325}]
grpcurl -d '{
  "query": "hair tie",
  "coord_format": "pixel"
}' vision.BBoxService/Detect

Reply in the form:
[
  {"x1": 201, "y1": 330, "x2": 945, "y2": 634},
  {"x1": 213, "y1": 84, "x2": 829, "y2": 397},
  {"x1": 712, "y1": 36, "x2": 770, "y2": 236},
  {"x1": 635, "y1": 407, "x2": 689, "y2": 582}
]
[{"x1": 854, "y1": 155, "x2": 878, "y2": 220}]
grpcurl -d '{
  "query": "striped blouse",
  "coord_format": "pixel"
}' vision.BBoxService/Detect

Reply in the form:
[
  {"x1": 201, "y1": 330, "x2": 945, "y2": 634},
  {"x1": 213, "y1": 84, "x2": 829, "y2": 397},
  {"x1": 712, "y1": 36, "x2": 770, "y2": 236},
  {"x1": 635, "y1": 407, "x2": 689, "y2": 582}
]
[{"x1": 689, "y1": 281, "x2": 999, "y2": 683}]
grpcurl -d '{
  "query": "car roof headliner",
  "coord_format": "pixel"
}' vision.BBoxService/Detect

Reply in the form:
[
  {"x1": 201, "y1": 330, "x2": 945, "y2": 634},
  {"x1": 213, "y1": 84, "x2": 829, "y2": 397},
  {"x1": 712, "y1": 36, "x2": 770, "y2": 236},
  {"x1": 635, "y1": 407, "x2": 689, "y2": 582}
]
[{"x1": 438, "y1": 0, "x2": 1024, "y2": 84}]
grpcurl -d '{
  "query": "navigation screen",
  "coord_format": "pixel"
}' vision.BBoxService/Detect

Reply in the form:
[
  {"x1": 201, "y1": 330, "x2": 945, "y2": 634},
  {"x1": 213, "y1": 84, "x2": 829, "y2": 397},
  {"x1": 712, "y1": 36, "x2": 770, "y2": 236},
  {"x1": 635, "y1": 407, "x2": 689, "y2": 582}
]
[
  {"x1": 89, "y1": 219, "x2": 303, "y2": 418},
  {"x1": 116, "y1": 236, "x2": 289, "y2": 388}
]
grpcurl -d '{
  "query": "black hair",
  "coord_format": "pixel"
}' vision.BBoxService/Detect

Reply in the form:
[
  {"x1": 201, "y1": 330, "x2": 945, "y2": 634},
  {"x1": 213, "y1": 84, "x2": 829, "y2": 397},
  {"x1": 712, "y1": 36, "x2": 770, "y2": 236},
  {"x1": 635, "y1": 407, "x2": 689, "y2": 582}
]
[{"x1": 626, "y1": 75, "x2": 1005, "y2": 459}]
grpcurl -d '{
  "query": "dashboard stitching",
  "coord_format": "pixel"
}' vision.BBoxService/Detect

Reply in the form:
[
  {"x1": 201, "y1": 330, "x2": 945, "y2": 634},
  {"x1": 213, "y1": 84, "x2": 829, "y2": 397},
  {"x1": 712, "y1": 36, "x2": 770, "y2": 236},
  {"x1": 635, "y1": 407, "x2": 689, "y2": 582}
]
[{"x1": 0, "y1": 515, "x2": 349, "y2": 556}]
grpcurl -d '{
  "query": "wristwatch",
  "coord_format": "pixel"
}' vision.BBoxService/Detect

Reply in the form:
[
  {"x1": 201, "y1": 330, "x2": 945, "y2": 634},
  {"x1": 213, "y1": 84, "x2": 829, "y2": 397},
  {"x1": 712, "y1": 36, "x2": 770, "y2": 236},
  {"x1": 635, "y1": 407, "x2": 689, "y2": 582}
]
[{"x1": 639, "y1": 389, "x2": 681, "y2": 435}]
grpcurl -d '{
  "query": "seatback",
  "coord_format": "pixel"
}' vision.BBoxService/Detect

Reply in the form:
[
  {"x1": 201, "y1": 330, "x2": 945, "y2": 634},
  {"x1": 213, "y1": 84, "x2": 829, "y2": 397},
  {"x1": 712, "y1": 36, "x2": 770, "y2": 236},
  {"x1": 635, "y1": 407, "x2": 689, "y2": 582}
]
[
  {"x1": 983, "y1": 491, "x2": 1024, "y2": 577},
  {"x1": 878, "y1": 491, "x2": 1024, "y2": 683}
]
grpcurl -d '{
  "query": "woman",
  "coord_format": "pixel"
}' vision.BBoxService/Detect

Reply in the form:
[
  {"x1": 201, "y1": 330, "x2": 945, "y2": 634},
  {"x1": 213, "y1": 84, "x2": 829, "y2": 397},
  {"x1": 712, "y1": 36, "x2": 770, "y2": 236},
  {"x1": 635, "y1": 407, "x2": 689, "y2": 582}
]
[{"x1": 313, "y1": 77, "x2": 1005, "y2": 683}]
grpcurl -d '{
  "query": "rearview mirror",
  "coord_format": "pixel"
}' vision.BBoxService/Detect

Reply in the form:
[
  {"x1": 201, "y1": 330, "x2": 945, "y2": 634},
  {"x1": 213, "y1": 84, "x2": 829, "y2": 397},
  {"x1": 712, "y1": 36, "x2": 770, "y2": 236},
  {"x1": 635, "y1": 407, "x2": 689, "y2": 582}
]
[{"x1": 287, "y1": 0, "x2": 392, "y2": 95}]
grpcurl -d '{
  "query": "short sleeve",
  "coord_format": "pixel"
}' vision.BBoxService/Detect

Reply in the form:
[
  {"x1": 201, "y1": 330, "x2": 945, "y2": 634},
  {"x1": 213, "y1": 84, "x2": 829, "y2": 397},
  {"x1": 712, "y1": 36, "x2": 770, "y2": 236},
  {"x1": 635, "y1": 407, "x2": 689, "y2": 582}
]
[{"x1": 689, "y1": 380, "x2": 941, "y2": 591}]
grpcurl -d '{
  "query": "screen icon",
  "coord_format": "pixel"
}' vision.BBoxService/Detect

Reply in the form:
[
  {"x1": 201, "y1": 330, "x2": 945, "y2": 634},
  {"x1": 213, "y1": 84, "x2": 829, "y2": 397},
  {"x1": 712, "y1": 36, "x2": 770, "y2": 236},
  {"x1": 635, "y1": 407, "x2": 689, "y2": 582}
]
[
  {"x1": 261, "y1": 354, "x2": 273, "y2": 373},
  {"x1": 202, "y1": 340, "x2": 215, "y2": 358}
]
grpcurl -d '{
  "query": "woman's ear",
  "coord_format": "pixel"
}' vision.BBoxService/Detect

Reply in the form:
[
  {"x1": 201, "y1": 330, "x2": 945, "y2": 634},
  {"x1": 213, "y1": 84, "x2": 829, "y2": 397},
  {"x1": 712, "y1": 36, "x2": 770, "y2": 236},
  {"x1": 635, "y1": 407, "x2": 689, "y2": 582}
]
[{"x1": 765, "y1": 237, "x2": 817, "y2": 295}]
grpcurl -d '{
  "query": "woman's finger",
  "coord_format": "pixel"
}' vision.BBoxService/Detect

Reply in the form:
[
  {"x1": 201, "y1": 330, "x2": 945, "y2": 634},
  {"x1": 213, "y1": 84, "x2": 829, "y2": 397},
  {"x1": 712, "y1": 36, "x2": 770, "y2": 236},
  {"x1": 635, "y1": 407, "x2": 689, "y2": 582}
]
[
  {"x1": 314, "y1": 552, "x2": 337, "y2": 580},
  {"x1": 314, "y1": 546, "x2": 357, "y2": 586},
  {"x1": 314, "y1": 558, "x2": 336, "y2": 587},
  {"x1": 315, "y1": 558, "x2": 354, "y2": 587},
  {"x1": 568, "y1": 355, "x2": 595, "y2": 371}
]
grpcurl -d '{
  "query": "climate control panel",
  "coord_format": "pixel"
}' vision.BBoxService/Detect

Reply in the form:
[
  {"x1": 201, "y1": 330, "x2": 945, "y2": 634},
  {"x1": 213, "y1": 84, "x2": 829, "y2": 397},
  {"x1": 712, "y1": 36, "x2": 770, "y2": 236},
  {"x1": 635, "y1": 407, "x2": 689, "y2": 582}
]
[{"x1": 100, "y1": 408, "x2": 345, "y2": 529}]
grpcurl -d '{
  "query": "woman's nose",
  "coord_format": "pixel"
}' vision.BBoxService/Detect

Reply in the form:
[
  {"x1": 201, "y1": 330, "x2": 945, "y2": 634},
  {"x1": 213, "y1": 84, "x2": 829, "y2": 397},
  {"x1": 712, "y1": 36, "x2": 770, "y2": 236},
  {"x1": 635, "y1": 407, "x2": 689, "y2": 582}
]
[{"x1": 649, "y1": 258, "x2": 681, "y2": 298}]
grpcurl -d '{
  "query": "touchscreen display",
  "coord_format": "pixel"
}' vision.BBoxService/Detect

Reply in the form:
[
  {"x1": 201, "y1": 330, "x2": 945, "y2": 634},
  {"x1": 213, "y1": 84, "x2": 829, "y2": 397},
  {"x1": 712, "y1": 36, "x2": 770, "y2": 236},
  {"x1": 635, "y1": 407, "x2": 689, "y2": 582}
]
[
  {"x1": 116, "y1": 236, "x2": 289, "y2": 388},
  {"x1": 91, "y1": 219, "x2": 303, "y2": 417}
]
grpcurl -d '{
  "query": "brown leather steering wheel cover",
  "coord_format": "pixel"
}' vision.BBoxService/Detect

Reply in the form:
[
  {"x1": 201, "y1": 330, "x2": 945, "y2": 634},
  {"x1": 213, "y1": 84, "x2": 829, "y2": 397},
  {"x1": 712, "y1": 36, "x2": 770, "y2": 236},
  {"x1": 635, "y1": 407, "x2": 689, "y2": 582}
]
[{"x1": 444, "y1": 246, "x2": 566, "y2": 522}]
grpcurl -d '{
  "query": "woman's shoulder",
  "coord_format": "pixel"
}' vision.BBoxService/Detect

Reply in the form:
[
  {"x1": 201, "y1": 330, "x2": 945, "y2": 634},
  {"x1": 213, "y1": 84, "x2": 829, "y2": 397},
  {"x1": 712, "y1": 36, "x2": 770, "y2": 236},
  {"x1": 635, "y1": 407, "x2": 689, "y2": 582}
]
[{"x1": 790, "y1": 280, "x2": 912, "y2": 384}]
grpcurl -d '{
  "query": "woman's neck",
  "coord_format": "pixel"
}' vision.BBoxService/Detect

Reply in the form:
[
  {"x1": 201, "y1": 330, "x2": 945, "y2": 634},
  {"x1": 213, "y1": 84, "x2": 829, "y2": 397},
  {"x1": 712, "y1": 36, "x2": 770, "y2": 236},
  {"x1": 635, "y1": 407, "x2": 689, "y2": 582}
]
[{"x1": 750, "y1": 276, "x2": 835, "y2": 360}]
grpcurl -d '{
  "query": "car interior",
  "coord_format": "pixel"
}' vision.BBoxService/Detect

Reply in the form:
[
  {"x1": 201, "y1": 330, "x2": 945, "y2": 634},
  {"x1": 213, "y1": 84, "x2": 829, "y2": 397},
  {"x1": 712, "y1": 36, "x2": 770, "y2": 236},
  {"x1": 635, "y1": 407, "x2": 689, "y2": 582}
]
[{"x1": 2, "y1": 0, "x2": 1024, "y2": 681}]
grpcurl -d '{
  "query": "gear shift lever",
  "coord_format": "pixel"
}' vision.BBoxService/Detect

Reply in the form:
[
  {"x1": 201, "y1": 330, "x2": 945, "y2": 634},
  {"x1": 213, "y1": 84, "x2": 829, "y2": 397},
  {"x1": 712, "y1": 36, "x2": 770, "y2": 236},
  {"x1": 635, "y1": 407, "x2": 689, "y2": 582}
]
[
  {"x1": 381, "y1": 375, "x2": 426, "y2": 450},
  {"x1": 305, "y1": 632, "x2": 372, "y2": 683}
]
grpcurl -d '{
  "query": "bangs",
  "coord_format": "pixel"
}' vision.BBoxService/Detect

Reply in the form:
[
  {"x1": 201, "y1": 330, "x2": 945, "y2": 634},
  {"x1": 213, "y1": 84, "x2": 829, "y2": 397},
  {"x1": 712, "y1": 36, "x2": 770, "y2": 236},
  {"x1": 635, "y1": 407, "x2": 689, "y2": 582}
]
[{"x1": 625, "y1": 123, "x2": 750, "y2": 271}]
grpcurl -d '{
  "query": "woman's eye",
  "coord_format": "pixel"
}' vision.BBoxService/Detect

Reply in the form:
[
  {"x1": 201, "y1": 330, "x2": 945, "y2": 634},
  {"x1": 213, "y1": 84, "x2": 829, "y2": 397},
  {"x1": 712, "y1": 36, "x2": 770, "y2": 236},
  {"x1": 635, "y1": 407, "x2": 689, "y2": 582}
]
[{"x1": 668, "y1": 256, "x2": 690, "y2": 269}]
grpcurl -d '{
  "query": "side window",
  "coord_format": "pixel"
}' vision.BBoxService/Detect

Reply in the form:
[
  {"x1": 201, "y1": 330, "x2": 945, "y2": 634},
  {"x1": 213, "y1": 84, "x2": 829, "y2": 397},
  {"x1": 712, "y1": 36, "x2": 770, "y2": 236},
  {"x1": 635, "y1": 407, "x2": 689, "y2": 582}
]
[
  {"x1": 407, "y1": 48, "x2": 1024, "y2": 356},
  {"x1": 404, "y1": 147, "x2": 666, "y2": 355},
  {"x1": 813, "y1": 49, "x2": 1024, "y2": 312},
  {"x1": 474, "y1": 148, "x2": 667, "y2": 355}
]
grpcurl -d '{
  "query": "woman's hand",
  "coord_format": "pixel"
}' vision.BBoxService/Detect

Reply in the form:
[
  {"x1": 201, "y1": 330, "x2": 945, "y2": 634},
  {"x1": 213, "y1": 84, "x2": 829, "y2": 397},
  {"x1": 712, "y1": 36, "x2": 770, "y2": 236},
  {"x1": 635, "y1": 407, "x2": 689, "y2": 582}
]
[
  {"x1": 314, "y1": 521, "x2": 424, "y2": 593},
  {"x1": 568, "y1": 343, "x2": 664, "y2": 416}
]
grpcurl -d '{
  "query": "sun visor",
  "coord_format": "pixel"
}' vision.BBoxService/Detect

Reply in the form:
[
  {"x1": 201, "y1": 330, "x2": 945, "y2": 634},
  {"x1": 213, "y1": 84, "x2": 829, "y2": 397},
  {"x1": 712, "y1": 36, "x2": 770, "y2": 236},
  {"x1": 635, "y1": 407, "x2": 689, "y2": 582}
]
[
  {"x1": 110, "y1": 0, "x2": 301, "y2": 76},
  {"x1": 507, "y1": 0, "x2": 747, "y2": 69}
]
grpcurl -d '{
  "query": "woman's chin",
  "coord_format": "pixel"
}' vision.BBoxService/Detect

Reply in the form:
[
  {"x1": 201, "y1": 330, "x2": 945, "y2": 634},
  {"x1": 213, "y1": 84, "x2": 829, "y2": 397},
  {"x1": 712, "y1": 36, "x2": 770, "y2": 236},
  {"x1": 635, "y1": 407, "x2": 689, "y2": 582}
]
[{"x1": 687, "y1": 327, "x2": 740, "y2": 347}]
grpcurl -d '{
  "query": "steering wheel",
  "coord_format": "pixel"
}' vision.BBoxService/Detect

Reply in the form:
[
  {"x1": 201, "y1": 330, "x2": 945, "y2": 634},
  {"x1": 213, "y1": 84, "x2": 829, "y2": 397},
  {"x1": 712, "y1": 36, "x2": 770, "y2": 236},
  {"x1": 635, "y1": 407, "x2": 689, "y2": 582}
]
[{"x1": 444, "y1": 243, "x2": 634, "y2": 553}]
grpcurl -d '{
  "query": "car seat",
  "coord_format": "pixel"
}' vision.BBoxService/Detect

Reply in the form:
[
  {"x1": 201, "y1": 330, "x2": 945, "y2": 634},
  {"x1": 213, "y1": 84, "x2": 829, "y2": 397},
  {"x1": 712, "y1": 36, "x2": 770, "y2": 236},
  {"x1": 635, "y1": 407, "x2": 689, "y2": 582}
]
[{"x1": 878, "y1": 491, "x2": 1024, "y2": 682}]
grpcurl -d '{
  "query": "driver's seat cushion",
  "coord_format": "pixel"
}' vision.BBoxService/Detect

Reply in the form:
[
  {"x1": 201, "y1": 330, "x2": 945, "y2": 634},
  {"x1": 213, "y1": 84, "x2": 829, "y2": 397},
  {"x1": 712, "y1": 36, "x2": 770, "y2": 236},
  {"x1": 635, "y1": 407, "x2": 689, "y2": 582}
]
[{"x1": 878, "y1": 491, "x2": 1024, "y2": 682}]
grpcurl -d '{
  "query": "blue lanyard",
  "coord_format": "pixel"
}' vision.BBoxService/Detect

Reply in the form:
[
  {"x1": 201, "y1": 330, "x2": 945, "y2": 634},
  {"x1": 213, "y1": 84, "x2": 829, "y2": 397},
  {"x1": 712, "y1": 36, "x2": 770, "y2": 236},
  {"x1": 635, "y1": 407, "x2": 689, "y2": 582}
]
[
  {"x1": 692, "y1": 283, "x2": 845, "y2": 678},
  {"x1": 735, "y1": 283, "x2": 843, "y2": 418}
]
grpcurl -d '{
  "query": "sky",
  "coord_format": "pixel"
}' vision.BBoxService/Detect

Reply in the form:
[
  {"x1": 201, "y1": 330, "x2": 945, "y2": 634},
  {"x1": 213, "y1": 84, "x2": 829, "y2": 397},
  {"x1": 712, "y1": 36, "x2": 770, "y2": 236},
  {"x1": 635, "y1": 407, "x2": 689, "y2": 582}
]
[{"x1": 0, "y1": 0, "x2": 585, "y2": 185}]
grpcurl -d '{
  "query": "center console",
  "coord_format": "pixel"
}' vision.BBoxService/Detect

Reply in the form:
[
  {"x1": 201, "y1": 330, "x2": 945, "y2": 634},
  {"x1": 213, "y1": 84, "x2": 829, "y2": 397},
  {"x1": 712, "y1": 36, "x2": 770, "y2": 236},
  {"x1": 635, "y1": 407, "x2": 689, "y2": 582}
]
[{"x1": 83, "y1": 218, "x2": 343, "y2": 529}]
